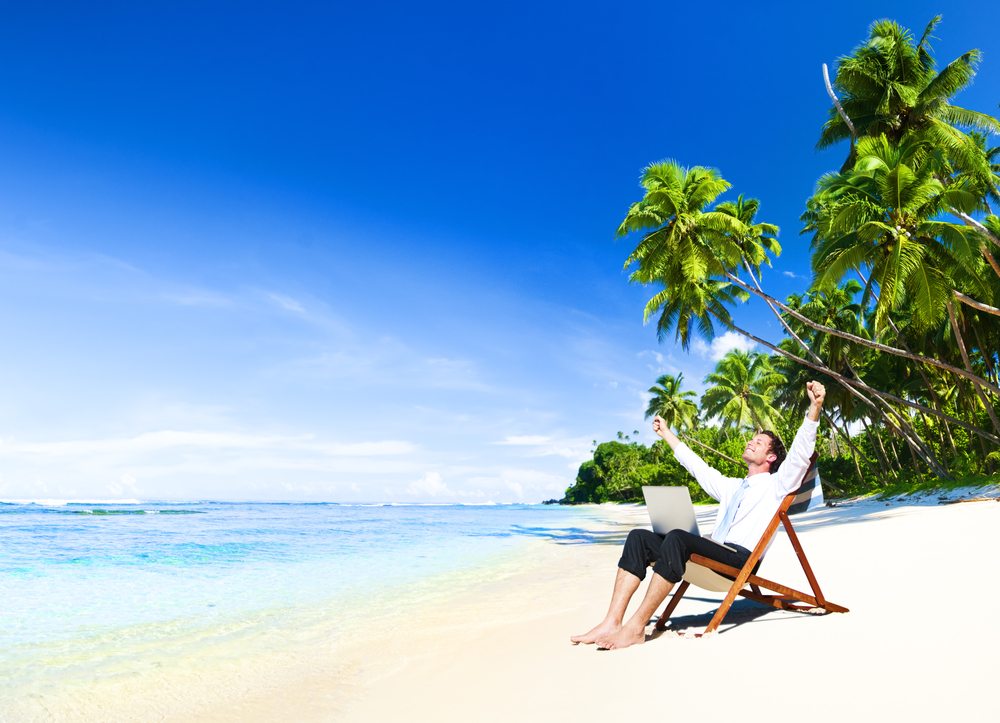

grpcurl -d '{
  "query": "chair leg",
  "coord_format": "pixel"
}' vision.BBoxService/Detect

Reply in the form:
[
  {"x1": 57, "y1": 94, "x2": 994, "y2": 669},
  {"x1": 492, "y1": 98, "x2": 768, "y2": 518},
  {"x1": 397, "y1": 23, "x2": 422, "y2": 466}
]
[
  {"x1": 781, "y1": 512, "x2": 829, "y2": 607},
  {"x1": 654, "y1": 580, "x2": 690, "y2": 631}
]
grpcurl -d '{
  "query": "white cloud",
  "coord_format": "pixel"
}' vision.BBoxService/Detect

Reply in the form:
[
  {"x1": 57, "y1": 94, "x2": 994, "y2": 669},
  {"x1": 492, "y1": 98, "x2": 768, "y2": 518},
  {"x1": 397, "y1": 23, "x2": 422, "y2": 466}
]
[
  {"x1": 637, "y1": 350, "x2": 665, "y2": 371},
  {"x1": 493, "y1": 434, "x2": 591, "y2": 464},
  {"x1": 782, "y1": 270, "x2": 806, "y2": 280},
  {"x1": 464, "y1": 466, "x2": 569, "y2": 501},
  {"x1": 407, "y1": 471, "x2": 449, "y2": 497},
  {"x1": 693, "y1": 331, "x2": 756, "y2": 361},
  {"x1": 505, "y1": 480, "x2": 524, "y2": 499},
  {"x1": 0, "y1": 429, "x2": 428, "y2": 502}
]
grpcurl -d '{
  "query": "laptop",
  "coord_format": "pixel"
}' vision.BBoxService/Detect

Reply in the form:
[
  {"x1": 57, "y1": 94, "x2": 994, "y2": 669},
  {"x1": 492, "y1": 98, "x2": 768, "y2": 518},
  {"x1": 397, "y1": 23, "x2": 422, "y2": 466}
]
[
  {"x1": 641, "y1": 485, "x2": 700, "y2": 536},
  {"x1": 642, "y1": 486, "x2": 737, "y2": 552}
]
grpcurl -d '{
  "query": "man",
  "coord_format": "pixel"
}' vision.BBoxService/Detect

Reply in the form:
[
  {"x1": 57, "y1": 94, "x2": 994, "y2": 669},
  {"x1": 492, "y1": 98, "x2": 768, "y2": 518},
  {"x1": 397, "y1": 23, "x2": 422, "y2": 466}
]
[{"x1": 570, "y1": 380, "x2": 826, "y2": 650}]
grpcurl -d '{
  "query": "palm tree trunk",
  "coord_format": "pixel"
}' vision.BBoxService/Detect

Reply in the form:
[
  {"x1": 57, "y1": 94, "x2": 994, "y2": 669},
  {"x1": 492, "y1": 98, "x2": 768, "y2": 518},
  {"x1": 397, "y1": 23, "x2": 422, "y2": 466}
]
[
  {"x1": 954, "y1": 209, "x2": 1000, "y2": 253},
  {"x1": 980, "y1": 245, "x2": 1000, "y2": 280},
  {"x1": 823, "y1": 63, "x2": 856, "y2": 167},
  {"x1": 972, "y1": 324, "x2": 999, "y2": 386},
  {"x1": 943, "y1": 417, "x2": 958, "y2": 454},
  {"x1": 723, "y1": 271, "x2": 1000, "y2": 397},
  {"x1": 881, "y1": 427, "x2": 903, "y2": 469},
  {"x1": 857, "y1": 269, "x2": 962, "y2": 452},
  {"x1": 952, "y1": 210, "x2": 1000, "y2": 279},
  {"x1": 735, "y1": 261, "x2": 942, "y2": 456},
  {"x1": 732, "y1": 260, "x2": 957, "y2": 475},
  {"x1": 953, "y1": 290, "x2": 1000, "y2": 318},
  {"x1": 824, "y1": 409, "x2": 865, "y2": 482},
  {"x1": 679, "y1": 434, "x2": 742, "y2": 467},
  {"x1": 725, "y1": 321, "x2": 955, "y2": 477},
  {"x1": 977, "y1": 430, "x2": 990, "y2": 462},
  {"x1": 861, "y1": 417, "x2": 895, "y2": 481},
  {"x1": 947, "y1": 299, "x2": 1000, "y2": 435},
  {"x1": 739, "y1": 315, "x2": 999, "y2": 448}
]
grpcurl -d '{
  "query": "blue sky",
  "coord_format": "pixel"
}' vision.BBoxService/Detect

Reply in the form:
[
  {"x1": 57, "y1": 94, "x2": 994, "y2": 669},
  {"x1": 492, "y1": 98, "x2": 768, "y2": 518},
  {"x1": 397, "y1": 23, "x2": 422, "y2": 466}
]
[{"x1": 0, "y1": 2, "x2": 997, "y2": 502}]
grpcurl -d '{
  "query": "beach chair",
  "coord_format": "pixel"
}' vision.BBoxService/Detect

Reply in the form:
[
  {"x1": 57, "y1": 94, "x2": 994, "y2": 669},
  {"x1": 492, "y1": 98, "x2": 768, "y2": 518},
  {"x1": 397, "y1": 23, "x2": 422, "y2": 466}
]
[{"x1": 654, "y1": 453, "x2": 848, "y2": 635}]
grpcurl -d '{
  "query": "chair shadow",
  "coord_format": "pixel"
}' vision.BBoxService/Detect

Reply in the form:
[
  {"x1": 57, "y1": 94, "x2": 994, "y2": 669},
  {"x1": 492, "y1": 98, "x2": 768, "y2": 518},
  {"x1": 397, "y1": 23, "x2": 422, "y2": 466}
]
[{"x1": 647, "y1": 598, "x2": 781, "y2": 638}]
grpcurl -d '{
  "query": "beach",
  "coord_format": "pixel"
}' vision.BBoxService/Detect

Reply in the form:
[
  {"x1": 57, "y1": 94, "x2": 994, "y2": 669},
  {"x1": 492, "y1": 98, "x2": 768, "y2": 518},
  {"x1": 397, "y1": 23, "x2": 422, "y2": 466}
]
[
  {"x1": 326, "y1": 496, "x2": 1000, "y2": 723},
  {"x1": 6, "y1": 493, "x2": 998, "y2": 722}
]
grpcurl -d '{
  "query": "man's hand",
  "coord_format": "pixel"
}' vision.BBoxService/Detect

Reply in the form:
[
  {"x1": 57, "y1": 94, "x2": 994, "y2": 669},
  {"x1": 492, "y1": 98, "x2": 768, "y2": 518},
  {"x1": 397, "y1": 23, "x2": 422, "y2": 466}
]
[
  {"x1": 652, "y1": 415, "x2": 681, "y2": 449},
  {"x1": 806, "y1": 381, "x2": 826, "y2": 421}
]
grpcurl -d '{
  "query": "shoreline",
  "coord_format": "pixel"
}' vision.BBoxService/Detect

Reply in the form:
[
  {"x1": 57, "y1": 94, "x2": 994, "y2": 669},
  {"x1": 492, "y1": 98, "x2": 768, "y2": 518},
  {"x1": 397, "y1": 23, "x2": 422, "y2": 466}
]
[{"x1": 2, "y1": 505, "x2": 643, "y2": 722}]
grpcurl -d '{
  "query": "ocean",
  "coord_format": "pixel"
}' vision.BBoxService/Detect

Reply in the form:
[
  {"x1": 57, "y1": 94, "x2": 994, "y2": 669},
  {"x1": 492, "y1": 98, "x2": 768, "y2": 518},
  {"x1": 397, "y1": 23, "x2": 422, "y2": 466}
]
[{"x1": 0, "y1": 499, "x2": 614, "y2": 716}]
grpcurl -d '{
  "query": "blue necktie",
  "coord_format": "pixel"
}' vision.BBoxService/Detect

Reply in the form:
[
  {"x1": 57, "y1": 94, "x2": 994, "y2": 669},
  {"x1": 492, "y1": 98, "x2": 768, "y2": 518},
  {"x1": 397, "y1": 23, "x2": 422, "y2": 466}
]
[{"x1": 713, "y1": 478, "x2": 749, "y2": 543}]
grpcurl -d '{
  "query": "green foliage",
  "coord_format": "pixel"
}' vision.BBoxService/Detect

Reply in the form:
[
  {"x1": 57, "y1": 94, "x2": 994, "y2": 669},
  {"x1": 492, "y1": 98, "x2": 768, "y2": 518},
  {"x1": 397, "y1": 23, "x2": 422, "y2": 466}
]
[
  {"x1": 701, "y1": 350, "x2": 783, "y2": 431},
  {"x1": 562, "y1": 431, "x2": 739, "y2": 504}
]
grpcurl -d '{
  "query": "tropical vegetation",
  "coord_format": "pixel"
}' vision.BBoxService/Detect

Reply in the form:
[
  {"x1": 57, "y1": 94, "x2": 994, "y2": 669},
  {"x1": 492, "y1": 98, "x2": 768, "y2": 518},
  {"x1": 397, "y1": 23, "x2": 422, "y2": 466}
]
[{"x1": 562, "y1": 17, "x2": 1000, "y2": 504}]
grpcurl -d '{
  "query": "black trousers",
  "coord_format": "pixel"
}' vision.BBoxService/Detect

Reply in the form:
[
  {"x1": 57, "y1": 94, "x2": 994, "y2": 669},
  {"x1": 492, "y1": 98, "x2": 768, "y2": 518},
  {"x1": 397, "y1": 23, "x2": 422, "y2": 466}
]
[{"x1": 618, "y1": 528, "x2": 753, "y2": 584}]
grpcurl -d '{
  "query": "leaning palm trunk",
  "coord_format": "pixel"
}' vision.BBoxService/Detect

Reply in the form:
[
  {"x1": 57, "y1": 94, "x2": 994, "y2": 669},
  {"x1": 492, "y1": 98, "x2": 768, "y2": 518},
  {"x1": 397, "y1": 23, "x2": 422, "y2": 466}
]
[
  {"x1": 861, "y1": 417, "x2": 896, "y2": 480},
  {"x1": 824, "y1": 409, "x2": 865, "y2": 482},
  {"x1": 977, "y1": 244, "x2": 1000, "y2": 280},
  {"x1": 723, "y1": 321, "x2": 955, "y2": 476},
  {"x1": 733, "y1": 259, "x2": 953, "y2": 476},
  {"x1": 857, "y1": 268, "x2": 965, "y2": 451},
  {"x1": 723, "y1": 271, "x2": 1000, "y2": 397},
  {"x1": 953, "y1": 210, "x2": 1000, "y2": 283},
  {"x1": 972, "y1": 324, "x2": 1000, "y2": 386},
  {"x1": 679, "y1": 434, "x2": 742, "y2": 466},
  {"x1": 953, "y1": 290, "x2": 1000, "y2": 318},
  {"x1": 884, "y1": 319, "x2": 961, "y2": 452},
  {"x1": 946, "y1": 299, "x2": 1000, "y2": 435},
  {"x1": 737, "y1": 321, "x2": 999, "y2": 447},
  {"x1": 954, "y1": 209, "x2": 1000, "y2": 254}
]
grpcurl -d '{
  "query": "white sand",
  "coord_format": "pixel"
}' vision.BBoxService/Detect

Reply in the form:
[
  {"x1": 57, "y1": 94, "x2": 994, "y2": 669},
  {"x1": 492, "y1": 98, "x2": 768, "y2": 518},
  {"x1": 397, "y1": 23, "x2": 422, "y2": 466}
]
[
  {"x1": 294, "y1": 497, "x2": 1000, "y2": 723},
  {"x1": 9, "y1": 496, "x2": 999, "y2": 722}
]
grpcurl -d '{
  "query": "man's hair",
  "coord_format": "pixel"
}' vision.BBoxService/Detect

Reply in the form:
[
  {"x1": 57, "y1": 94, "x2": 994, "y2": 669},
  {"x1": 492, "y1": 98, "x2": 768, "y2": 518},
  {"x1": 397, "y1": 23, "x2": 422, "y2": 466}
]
[{"x1": 758, "y1": 430, "x2": 787, "y2": 472}]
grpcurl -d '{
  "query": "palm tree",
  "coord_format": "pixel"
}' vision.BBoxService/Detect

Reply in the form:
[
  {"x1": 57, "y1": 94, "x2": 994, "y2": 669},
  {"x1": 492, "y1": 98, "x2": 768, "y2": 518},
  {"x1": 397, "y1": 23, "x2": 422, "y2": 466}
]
[
  {"x1": 713, "y1": 195, "x2": 781, "y2": 272},
  {"x1": 794, "y1": 280, "x2": 866, "y2": 371},
  {"x1": 618, "y1": 160, "x2": 751, "y2": 349},
  {"x1": 644, "y1": 373, "x2": 698, "y2": 430},
  {"x1": 810, "y1": 134, "x2": 992, "y2": 332},
  {"x1": 709, "y1": 191, "x2": 964, "y2": 471},
  {"x1": 818, "y1": 17, "x2": 1000, "y2": 166},
  {"x1": 618, "y1": 159, "x2": 955, "y2": 474},
  {"x1": 700, "y1": 351, "x2": 783, "y2": 432}
]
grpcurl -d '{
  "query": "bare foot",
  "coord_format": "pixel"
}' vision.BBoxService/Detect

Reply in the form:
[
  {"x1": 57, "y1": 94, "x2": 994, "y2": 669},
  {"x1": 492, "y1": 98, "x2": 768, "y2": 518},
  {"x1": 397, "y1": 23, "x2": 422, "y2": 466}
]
[
  {"x1": 570, "y1": 621, "x2": 619, "y2": 645},
  {"x1": 595, "y1": 625, "x2": 646, "y2": 650}
]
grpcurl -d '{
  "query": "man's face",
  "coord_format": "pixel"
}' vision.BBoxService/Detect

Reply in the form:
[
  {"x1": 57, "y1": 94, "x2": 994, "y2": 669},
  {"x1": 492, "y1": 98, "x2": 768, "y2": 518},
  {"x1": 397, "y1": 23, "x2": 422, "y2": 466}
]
[{"x1": 742, "y1": 432, "x2": 776, "y2": 469}]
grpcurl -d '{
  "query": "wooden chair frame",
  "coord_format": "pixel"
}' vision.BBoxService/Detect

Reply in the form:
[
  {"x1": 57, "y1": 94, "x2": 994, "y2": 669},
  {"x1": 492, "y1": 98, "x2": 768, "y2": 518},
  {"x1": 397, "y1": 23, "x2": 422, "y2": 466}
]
[{"x1": 654, "y1": 453, "x2": 848, "y2": 636}]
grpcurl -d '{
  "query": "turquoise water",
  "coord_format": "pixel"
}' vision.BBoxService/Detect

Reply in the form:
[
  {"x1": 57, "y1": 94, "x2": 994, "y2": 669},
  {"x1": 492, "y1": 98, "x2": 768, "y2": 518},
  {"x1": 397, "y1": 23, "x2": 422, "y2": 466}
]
[{"x1": 1, "y1": 499, "x2": 609, "y2": 705}]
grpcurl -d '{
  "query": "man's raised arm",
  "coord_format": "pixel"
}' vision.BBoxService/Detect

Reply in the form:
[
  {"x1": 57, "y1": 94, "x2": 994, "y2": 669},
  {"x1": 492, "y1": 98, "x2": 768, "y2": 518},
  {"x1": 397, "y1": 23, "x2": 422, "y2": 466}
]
[
  {"x1": 652, "y1": 415, "x2": 725, "y2": 500},
  {"x1": 775, "y1": 381, "x2": 826, "y2": 494}
]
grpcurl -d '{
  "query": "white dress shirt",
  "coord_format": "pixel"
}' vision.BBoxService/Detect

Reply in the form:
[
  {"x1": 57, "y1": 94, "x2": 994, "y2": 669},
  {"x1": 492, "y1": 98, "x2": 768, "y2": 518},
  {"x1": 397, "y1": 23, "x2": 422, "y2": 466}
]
[{"x1": 672, "y1": 416, "x2": 819, "y2": 552}]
